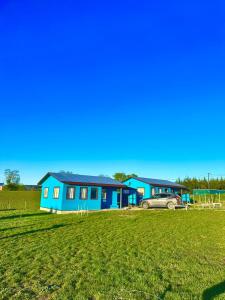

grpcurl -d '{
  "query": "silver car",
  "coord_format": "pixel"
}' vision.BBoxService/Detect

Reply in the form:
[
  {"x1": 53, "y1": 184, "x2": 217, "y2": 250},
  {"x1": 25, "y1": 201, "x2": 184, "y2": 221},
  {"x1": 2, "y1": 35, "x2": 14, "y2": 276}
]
[{"x1": 141, "y1": 193, "x2": 183, "y2": 209}]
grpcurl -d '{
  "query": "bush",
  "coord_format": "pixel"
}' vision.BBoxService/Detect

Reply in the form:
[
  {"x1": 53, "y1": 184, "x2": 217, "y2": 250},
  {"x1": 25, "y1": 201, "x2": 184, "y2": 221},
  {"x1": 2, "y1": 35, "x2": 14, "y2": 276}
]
[{"x1": 3, "y1": 184, "x2": 26, "y2": 191}]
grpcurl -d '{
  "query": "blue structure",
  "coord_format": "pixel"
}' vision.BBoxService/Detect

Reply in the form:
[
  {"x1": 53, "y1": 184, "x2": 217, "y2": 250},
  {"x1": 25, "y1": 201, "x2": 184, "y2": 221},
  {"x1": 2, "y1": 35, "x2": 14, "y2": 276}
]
[
  {"x1": 38, "y1": 172, "x2": 135, "y2": 213},
  {"x1": 123, "y1": 177, "x2": 187, "y2": 205},
  {"x1": 181, "y1": 193, "x2": 191, "y2": 203}
]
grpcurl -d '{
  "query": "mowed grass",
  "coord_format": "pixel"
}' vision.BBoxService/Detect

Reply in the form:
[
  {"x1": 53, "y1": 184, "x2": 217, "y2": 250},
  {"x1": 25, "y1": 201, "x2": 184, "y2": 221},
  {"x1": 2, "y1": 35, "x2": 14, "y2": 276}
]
[
  {"x1": 0, "y1": 192, "x2": 40, "y2": 210},
  {"x1": 0, "y1": 210, "x2": 225, "y2": 299}
]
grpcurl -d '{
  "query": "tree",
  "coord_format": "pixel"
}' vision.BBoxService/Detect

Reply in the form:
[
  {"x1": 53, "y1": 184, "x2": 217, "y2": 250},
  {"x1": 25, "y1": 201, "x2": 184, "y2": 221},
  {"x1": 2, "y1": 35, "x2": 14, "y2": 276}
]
[
  {"x1": 113, "y1": 173, "x2": 138, "y2": 182},
  {"x1": 176, "y1": 177, "x2": 225, "y2": 193},
  {"x1": 4, "y1": 169, "x2": 20, "y2": 185},
  {"x1": 4, "y1": 169, "x2": 22, "y2": 191}
]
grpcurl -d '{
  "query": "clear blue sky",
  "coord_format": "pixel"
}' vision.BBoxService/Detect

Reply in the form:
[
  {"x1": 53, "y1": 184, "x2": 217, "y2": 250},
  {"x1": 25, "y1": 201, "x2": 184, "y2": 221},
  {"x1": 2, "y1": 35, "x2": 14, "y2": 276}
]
[{"x1": 0, "y1": 0, "x2": 225, "y2": 184}]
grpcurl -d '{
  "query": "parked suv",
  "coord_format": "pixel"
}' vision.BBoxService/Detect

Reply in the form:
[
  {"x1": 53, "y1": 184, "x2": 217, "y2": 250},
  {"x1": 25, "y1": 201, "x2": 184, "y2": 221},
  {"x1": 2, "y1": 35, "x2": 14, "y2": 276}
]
[{"x1": 140, "y1": 193, "x2": 183, "y2": 209}]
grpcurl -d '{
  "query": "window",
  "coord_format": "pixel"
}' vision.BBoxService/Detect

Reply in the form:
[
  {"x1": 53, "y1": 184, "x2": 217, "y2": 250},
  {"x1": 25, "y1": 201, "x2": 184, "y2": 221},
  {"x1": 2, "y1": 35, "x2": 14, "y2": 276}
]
[
  {"x1": 91, "y1": 187, "x2": 98, "y2": 200},
  {"x1": 137, "y1": 187, "x2": 145, "y2": 196},
  {"x1": 102, "y1": 188, "x2": 107, "y2": 201},
  {"x1": 43, "y1": 187, "x2": 49, "y2": 198},
  {"x1": 80, "y1": 187, "x2": 88, "y2": 200},
  {"x1": 53, "y1": 187, "x2": 60, "y2": 199},
  {"x1": 153, "y1": 194, "x2": 161, "y2": 199},
  {"x1": 66, "y1": 187, "x2": 75, "y2": 200},
  {"x1": 160, "y1": 194, "x2": 168, "y2": 198},
  {"x1": 159, "y1": 188, "x2": 162, "y2": 193}
]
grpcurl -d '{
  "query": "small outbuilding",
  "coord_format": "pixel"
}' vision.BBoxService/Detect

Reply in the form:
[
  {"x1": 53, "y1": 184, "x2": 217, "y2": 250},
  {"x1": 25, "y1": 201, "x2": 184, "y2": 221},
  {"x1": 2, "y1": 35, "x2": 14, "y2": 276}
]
[
  {"x1": 38, "y1": 172, "x2": 135, "y2": 213},
  {"x1": 123, "y1": 177, "x2": 187, "y2": 205}
]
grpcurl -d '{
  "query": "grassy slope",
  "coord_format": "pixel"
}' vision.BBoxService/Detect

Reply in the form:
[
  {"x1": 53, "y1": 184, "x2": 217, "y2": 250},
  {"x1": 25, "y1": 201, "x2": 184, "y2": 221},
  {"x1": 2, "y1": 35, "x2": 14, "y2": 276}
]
[
  {"x1": 0, "y1": 191, "x2": 40, "y2": 210},
  {"x1": 0, "y1": 210, "x2": 225, "y2": 300}
]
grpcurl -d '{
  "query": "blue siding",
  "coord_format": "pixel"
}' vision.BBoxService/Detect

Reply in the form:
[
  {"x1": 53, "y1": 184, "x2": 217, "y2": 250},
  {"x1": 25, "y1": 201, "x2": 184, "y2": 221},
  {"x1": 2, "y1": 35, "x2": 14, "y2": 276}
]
[
  {"x1": 123, "y1": 178, "x2": 181, "y2": 205},
  {"x1": 40, "y1": 176, "x2": 64, "y2": 210},
  {"x1": 40, "y1": 175, "x2": 119, "y2": 211},
  {"x1": 101, "y1": 187, "x2": 118, "y2": 209},
  {"x1": 123, "y1": 178, "x2": 151, "y2": 205},
  {"x1": 61, "y1": 185, "x2": 102, "y2": 211}
]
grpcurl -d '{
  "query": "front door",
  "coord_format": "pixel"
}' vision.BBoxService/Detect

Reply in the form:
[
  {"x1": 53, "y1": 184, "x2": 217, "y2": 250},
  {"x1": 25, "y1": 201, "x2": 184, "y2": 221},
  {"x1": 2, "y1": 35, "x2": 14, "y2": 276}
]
[{"x1": 101, "y1": 188, "x2": 108, "y2": 209}]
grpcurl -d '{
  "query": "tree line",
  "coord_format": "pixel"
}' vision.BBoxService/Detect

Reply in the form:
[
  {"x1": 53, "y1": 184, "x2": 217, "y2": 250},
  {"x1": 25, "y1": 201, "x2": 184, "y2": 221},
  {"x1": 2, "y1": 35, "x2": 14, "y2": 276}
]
[
  {"x1": 3, "y1": 169, "x2": 225, "y2": 193},
  {"x1": 176, "y1": 177, "x2": 225, "y2": 192}
]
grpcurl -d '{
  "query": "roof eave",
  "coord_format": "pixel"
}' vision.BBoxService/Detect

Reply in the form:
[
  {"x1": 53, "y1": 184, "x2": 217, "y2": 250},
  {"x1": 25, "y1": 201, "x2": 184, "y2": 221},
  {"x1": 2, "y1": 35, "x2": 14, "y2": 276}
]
[
  {"x1": 37, "y1": 172, "x2": 53, "y2": 185},
  {"x1": 123, "y1": 177, "x2": 188, "y2": 190},
  {"x1": 64, "y1": 181, "x2": 126, "y2": 188},
  {"x1": 151, "y1": 184, "x2": 188, "y2": 190}
]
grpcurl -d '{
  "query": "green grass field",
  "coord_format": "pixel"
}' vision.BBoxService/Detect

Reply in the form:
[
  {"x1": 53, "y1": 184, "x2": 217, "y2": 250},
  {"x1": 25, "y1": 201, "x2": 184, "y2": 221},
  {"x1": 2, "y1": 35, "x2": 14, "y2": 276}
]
[
  {"x1": 1, "y1": 209, "x2": 225, "y2": 299},
  {"x1": 0, "y1": 191, "x2": 40, "y2": 210}
]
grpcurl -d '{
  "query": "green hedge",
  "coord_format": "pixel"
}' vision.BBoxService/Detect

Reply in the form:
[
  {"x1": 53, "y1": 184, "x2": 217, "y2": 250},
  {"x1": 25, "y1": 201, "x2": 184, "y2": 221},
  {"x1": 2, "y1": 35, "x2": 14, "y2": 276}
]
[{"x1": 0, "y1": 191, "x2": 41, "y2": 210}]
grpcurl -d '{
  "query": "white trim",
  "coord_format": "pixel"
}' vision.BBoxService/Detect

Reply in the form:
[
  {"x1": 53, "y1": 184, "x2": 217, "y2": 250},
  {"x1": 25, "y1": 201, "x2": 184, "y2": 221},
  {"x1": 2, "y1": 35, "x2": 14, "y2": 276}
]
[{"x1": 40, "y1": 207, "x2": 119, "y2": 214}]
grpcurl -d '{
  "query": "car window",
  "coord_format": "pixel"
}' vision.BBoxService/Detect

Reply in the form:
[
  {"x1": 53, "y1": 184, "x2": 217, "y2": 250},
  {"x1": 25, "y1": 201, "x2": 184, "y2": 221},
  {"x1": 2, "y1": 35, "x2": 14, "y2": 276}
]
[{"x1": 160, "y1": 194, "x2": 168, "y2": 198}]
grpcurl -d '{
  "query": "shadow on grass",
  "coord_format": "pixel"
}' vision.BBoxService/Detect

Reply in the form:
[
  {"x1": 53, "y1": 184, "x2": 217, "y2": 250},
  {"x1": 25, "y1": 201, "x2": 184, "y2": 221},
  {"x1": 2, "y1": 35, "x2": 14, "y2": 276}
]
[
  {"x1": 202, "y1": 280, "x2": 225, "y2": 299},
  {"x1": 0, "y1": 212, "x2": 51, "y2": 221},
  {"x1": 0, "y1": 209, "x2": 16, "y2": 211},
  {"x1": 0, "y1": 223, "x2": 68, "y2": 240},
  {"x1": 0, "y1": 224, "x2": 36, "y2": 233}
]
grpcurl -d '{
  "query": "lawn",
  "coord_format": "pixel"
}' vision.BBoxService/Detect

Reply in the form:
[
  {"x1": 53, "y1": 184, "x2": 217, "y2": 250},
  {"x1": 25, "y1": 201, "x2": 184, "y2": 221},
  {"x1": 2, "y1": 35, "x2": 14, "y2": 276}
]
[
  {"x1": 0, "y1": 209, "x2": 225, "y2": 300},
  {"x1": 0, "y1": 191, "x2": 40, "y2": 210}
]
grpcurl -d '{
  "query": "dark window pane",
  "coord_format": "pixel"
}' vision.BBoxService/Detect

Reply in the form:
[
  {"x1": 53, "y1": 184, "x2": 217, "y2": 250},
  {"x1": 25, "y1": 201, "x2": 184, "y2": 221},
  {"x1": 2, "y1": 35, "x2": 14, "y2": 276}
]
[
  {"x1": 66, "y1": 187, "x2": 75, "y2": 200},
  {"x1": 91, "y1": 187, "x2": 98, "y2": 200}
]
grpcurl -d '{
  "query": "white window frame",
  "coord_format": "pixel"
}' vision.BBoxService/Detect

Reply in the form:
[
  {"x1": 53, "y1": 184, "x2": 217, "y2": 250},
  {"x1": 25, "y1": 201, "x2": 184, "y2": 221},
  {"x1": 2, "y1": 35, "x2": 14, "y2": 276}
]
[
  {"x1": 137, "y1": 187, "x2": 145, "y2": 196},
  {"x1": 66, "y1": 187, "x2": 75, "y2": 200},
  {"x1": 43, "y1": 187, "x2": 49, "y2": 198},
  {"x1": 53, "y1": 187, "x2": 60, "y2": 199},
  {"x1": 80, "y1": 187, "x2": 88, "y2": 200}
]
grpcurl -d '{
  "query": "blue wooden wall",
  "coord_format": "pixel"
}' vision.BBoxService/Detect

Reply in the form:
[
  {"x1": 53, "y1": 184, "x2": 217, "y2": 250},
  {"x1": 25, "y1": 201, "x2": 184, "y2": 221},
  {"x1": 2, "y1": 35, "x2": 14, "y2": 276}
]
[
  {"x1": 123, "y1": 178, "x2": 180, "y2": 205},
  {"x1": 40, "y1": 175, "x2": 119, "y2": 211}
]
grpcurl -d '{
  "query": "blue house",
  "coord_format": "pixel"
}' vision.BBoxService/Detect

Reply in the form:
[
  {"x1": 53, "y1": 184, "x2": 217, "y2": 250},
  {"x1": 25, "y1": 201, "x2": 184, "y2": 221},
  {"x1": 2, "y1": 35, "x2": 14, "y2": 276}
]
[
  {"x1": 123, "y1": 177, "x2": 187, "y2": 205},
  {"x1": 38, "y1": 172, "x2": 134, "y2": 213}
]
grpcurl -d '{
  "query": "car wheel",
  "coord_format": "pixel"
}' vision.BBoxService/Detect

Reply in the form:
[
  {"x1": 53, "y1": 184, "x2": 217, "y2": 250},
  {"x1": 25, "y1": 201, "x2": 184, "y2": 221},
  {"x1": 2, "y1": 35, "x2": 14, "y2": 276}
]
[
  {"x1": 167, "y1": 202, "x2": 175, "y2": 210},
  {"x1": 142, "y1": 202, "x2": 149, "y2": 209}
]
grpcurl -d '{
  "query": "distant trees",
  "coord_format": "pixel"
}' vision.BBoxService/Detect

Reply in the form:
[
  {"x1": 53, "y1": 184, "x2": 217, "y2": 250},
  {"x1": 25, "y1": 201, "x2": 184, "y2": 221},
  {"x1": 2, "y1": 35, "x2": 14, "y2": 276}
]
[
  {"x1": 113, "y1": 173, "x2": 138, "y2": 182},
  {"x1": 177, "y1": 177, "x2": 225, "y2": 193},
  {"x1": 3, "y1": 169, "x2": 25, "y2": 191},
  {"x1": 4, "y1": 169, "x2": 20, "y2": 185}
]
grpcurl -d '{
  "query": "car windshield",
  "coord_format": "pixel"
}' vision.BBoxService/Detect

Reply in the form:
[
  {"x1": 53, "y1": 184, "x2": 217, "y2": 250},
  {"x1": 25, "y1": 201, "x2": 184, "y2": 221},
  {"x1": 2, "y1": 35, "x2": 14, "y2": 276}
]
[{"x1": 152, "y1": 193, "x2": 173, "y2": 199}]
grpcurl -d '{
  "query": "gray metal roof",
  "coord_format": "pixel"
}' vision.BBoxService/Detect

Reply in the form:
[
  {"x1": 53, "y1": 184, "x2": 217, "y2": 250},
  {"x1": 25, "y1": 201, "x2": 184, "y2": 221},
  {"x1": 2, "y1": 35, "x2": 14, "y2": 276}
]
[
  {"x1": 38, "y1": 172, "x2": 126, "y2": 187},
  {"x1": 132, "y1": 177, "x2": 187, "y2": 189},
  {"x1": 0, "y1": 183, "x2": 4, "y2": 186}
]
